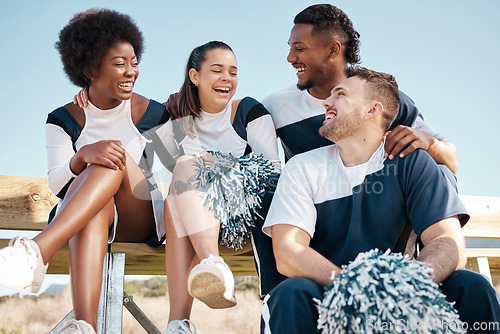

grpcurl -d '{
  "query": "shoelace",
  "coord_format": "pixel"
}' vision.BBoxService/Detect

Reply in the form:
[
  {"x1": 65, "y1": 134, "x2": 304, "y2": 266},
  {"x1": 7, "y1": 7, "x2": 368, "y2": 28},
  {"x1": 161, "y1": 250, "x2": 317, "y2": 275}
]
[
  {"x1": 199, "y1": 253, "x2": 222, "y2": 265},
  {"x1": 167, "y1": 319, "x2": 197, "y2": 334},
  {"x1": 59, "y1": 319, "x2": 95, "y2": 333},
  {"x1": 3, "y1": 237, "x2": 38, "y2": 269}
]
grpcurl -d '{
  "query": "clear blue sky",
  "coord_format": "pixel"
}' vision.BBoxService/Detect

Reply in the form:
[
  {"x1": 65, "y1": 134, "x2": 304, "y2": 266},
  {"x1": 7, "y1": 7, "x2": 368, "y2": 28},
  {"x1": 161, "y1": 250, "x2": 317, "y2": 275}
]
[
  {"x1": 0, "y1": 0, "x2": 499, "y2": 296},
  {"x1": 1, "y1": 0, "x2": 499, "y2": 196}
]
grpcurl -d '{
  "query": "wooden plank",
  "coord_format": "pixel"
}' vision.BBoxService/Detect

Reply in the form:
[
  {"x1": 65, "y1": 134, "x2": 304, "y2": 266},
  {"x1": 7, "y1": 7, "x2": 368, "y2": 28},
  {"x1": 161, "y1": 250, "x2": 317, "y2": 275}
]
[
  {"x1": 465, "y1": 248, "x2": 500, "y2": 259},
  {"x1": 0, "y1": 176, "x2": 497, "y2": 278},
  {"x1": 460, "y1": 195, "x2": 500, "y2": 238},
  {"x1": 0, "y1": 175, "x2": 57, "y2": 231},
  {"x1": 0, "y1": 238, "x2": 257, "y2": 276},
  {"x1": 110, "y1": 242, "x2": 257, "y2": 276},
  {"x1": 462, "y1": 217, "x2": 500, "y2": 238}
]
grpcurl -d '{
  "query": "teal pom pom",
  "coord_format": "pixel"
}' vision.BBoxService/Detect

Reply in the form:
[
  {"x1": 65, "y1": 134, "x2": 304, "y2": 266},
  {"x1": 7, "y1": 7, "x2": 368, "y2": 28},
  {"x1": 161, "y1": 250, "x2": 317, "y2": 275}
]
[
  {"x1": 193, "y1": 151, "x2": 274, "y2": 250},
  {"x1": 316, "y1": 249, "x2": 465, "y2": 334}
]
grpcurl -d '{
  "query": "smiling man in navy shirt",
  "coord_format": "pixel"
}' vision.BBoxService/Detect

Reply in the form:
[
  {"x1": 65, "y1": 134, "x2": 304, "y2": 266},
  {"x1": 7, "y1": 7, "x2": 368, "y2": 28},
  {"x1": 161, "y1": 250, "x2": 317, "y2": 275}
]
[{"x1": 261, "y1": 67, "x2": 500, "y2": 334}]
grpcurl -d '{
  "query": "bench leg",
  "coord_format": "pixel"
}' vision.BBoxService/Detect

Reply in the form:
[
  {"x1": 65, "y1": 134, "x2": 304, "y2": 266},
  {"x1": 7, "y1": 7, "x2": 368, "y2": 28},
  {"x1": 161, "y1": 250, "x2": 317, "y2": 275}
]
[
  {"x1": 49, "y1": 252, "x2": 126, "y2": 333},
  {"x1": 468, "y1": 256, "x2": 493, "y2": 284},
  {"x1": 50, "y1": 252, "x2": 162, "y2": 333},
  {"x1": 123, "y1": 292, "x2": 162, "y2": 333},
  {"x1": 97, "y1": 252, "x2": 125, "y2": 334}
]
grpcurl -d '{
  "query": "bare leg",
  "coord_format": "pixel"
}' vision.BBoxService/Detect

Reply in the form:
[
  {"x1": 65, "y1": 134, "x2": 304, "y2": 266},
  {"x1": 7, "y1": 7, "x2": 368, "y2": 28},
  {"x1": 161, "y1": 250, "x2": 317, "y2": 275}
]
[
  {"x1": 34, "y1": 154, "x2": 156, "y2": 330},
  {"x1": 113, "y1": 153, "x2": 156, "y2": 242},
  {"x1": 33, "y1": 165, "x2": 124, "y2": 263},
  {"x1": 68, "y1": 158, "x2": 156, "y2": 329},
  {"x1": 69, "y1": 200, "x2": 113, "y2": 328},
  {"x1": 170, "y1": 156, "x2": 220, "y2": 258},
  {"x1": 165, "y1": 199, "x2": 196, "y2": 321}
]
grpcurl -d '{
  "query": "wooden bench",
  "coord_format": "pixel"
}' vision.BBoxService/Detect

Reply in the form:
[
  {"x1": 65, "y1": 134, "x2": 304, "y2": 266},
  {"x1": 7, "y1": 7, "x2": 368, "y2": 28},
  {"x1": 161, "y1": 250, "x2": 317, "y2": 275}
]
[
  {"x1": 1, "y1": 175, "x2": 499, "y2": 332},
  {"x1": 0, "y1": 175, "x2": 256, "y2": 333},
  {"x1": 461, "y1": 195, "x2": 500, "y2": 286}
]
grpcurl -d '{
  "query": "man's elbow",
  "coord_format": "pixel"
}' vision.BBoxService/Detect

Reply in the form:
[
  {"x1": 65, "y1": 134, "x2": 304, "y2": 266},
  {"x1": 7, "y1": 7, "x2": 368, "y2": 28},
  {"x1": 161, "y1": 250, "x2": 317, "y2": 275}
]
[
  {"x1": 448, "y1": 160, "x2": 459, "y2": 175},
  {"x1": 274, "y1": 251, "x2": 291, "y2": 277},
  {"x1": 273, "y1": 245, "x2": 297, "y2": 278},
  {"x1": 440, "y1": 139, "x2": 459, "y2": 174}
]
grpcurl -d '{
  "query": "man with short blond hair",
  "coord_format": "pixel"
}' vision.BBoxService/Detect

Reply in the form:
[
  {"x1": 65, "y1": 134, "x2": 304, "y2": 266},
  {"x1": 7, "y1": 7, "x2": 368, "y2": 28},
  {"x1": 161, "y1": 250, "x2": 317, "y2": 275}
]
[{"x1": 261, "y1": 67, "x2": 500, "y2": 334}]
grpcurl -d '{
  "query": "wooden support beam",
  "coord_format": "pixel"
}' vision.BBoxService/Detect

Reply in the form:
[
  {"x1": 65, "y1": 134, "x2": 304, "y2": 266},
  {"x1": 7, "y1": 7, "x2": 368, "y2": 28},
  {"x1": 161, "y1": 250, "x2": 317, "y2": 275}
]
[{"x1": 0, "y1": 175, "x2": 58, "y2": 230}]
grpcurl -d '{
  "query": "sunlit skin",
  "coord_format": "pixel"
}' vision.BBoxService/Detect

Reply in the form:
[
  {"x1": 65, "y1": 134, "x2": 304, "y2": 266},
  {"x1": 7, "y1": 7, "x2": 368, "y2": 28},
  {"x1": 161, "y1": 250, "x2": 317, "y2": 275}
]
[
  {"x1": 34, "y1": 40, "x2": 155, "y2": 330},
  {"x1": 287, "y1": 23, "x2": 345, "y2": 100},
  {"x1": 189, "y1": 49, "x2": 238, "y2": 114},
  {"x1": 319, "y1": 76, "x2": 383, "y2": 167},
  {"x1": 162, "y1": 47, "x2": 242, "y2": 326},
  {"x1": 88, "y1": 41, "x2": 139, "y2": 110},
  {"x1": 319, "y1": 78, "x2": 367, "y2": 143}
]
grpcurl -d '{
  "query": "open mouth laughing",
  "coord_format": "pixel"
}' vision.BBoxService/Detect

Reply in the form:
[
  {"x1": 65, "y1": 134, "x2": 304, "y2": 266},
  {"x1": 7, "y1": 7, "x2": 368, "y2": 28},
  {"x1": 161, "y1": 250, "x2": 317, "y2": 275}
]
[{"x1": 214, "y1": 86, "x2": 230, "y2": 94}]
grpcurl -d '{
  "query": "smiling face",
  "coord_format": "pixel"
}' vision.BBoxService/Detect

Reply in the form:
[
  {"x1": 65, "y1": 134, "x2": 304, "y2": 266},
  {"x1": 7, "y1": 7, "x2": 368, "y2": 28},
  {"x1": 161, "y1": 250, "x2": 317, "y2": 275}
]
[
  {"x1": 89, "y1": 40, "x2": 139, "y2": 109},
  {"x1": 319, "y1": 76, "x2": 368, "y2": 142},
  {"x1": 189, "y1": 48, "x2": 238, "y2": 114},
  {"x1": 287, "y1": 23, "x2": 334, "y2": 93}
]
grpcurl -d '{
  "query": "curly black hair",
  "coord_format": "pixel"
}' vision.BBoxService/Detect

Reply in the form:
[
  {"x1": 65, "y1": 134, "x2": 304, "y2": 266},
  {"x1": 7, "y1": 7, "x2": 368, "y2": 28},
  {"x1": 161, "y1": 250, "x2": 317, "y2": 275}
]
[
  {"x1": 55, "y1": 8, "x2": 144, "y2": 88},
  {"x1": 294, "y1": 4, "x2": 360, "y2": 65}
]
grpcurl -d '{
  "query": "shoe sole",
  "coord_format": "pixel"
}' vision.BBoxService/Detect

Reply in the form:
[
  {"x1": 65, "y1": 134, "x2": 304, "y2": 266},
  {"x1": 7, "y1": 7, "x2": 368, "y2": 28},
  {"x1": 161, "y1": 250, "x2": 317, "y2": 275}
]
[{"x1": 188, "y1": 267, "x2": 236, "y2": 309}]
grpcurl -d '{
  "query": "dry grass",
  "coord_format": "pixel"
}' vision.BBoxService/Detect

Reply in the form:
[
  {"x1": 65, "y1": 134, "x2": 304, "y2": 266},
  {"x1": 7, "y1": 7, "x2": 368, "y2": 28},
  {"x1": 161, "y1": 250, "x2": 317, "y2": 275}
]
[
  {"x1": 1, "y1": 283, "x2": 498, "y2": 334},
  {"x1": 122, "y1": 290, "x2": 263, "y2": 334},
  {"x1": 0, "y1": 288, "x2": 263, "y2": 334}
]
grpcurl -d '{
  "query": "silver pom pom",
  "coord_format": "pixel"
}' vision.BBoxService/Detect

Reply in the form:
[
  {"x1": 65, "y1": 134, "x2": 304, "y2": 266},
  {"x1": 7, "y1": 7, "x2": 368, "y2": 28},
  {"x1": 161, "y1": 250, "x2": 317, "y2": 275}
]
[
  {"x1": 316, "y1": 249, "x2": 465, "y2": 334},
  {"x1": 193, "y1": 151, "x2": 274, "y2": 250}
]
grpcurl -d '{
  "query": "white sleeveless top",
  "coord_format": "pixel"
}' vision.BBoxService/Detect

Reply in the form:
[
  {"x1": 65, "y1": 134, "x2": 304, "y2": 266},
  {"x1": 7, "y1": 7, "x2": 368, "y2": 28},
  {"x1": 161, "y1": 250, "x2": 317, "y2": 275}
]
[{"x1": 75, "y1": 99, "x2": 148, "y2": 164}]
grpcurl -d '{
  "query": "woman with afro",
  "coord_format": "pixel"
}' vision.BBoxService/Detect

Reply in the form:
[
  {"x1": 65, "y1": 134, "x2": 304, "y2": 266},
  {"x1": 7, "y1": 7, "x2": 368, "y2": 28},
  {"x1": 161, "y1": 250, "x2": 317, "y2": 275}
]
[{"x1": 0, "y1": 8, "x2": 167, "y2": 333}]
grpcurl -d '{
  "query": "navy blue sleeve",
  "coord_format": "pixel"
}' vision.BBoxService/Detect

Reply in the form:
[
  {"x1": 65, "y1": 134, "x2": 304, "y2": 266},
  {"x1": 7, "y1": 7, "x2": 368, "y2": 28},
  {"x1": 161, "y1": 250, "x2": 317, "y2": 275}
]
[
  {"x1": 397, "y1": 149, "x2": 469, "y2": 236},
  {"x1": 136, "y1": 99, "x2": 169, "y2": 133},
  {"x1": 389, "y1": 90, "x2": 420, "y2": 130},
  {"x1": 391, "y1": 91, "x2": 444, "y2": 140},
  {"x1": 232, "y1": 97, "x2": 269, "y2": 141},
  {"x1": 46, "y1": 107, "x2": 82, "y2": 147}
]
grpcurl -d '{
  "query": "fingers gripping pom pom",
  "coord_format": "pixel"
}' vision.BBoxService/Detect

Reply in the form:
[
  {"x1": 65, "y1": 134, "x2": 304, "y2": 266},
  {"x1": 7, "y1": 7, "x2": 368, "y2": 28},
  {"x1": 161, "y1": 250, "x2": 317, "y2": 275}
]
[
  {"x1": 315, "y1": 249, "x2": 465, "y2": 334},
  {"x1": 193, "y1": 152, "x2": 274, "y2": 250}
]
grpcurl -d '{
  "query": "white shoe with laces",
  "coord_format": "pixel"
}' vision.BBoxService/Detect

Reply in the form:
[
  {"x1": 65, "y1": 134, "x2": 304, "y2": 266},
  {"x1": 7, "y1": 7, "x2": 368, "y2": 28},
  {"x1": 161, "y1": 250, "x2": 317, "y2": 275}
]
[
  {"x1": 187, "y1": 254, "x2": 237, "y2": 309},
  {"x1": 166, "y1": 319, "x2": 197, "y2": 334},
  {"x1": 0, "y1": 236, "x2": 48, "y2": 293},
  {"x1": 58, "y1": 319, "x2": 96, "y2": 334}
]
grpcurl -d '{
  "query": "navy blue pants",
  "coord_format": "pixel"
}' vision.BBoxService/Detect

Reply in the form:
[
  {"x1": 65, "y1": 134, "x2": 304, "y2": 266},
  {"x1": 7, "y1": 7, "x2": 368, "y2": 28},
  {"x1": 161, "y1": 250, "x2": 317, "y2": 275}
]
[
  {"x1": 261, "y1": 270, "x2": 500, "y2": 334},
  {"x1": 251, "y1": 173, "x2": 286, "y2": 298}
]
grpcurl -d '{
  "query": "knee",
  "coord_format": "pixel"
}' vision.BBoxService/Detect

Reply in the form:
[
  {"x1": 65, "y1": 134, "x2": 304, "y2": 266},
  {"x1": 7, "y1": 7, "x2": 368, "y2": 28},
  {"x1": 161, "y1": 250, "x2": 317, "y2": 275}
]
[
  {"x1": 444, "y1": 269, "x2": 492, "y2": 291},
  {"x1": 263, "y1": 278, "x2": 323, "y2": 333},
  {"x1": 269, "y1": 277, "x2": 323, "y2": 304},
  {"x1": 442, "y1": 269, "x2": 498, "y2": 304},
  {"x1": 173, "y1": 155, "x2": 196, "y2": 173}
]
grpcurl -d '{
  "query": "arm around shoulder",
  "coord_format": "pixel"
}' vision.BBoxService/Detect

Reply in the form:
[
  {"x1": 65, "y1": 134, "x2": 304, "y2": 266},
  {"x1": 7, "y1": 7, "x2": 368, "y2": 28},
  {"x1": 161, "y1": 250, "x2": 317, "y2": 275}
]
[{"x1": 427, "y1": 138, "x2": 459, "y2": 174}]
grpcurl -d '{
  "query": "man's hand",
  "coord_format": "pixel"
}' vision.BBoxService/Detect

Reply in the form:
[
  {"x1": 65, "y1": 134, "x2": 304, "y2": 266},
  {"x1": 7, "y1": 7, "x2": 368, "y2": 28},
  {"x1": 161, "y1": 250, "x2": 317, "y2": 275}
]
[
  {"x1": 384, "y1": 125, "x2": 435, "y2": 159},
  {"x1": 73, "y1": 88, "x2": 89, "y2": 108},
  {"x1": 164, "y1": 93, "x2": 179, "y2": 118},
  {"x1": 384, "y1": 125, "x2": 459, "y2": 174}
]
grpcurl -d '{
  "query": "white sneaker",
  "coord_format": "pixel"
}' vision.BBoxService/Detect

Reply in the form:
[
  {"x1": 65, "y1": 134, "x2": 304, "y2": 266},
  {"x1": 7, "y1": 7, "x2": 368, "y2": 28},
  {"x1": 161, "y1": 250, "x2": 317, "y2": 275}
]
[
  {"x1": 187, "y1": 254, "x2": 236, "y2": 309},
  {"x1": 166, "y1": 319, "x2": 197, "y2": 334},
  {"x1": 58, "y1": 319, "x2": 96, "y2": 334},
  {"x1": 0, "y1": 236, "x2": 48, "y2": 293}
]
